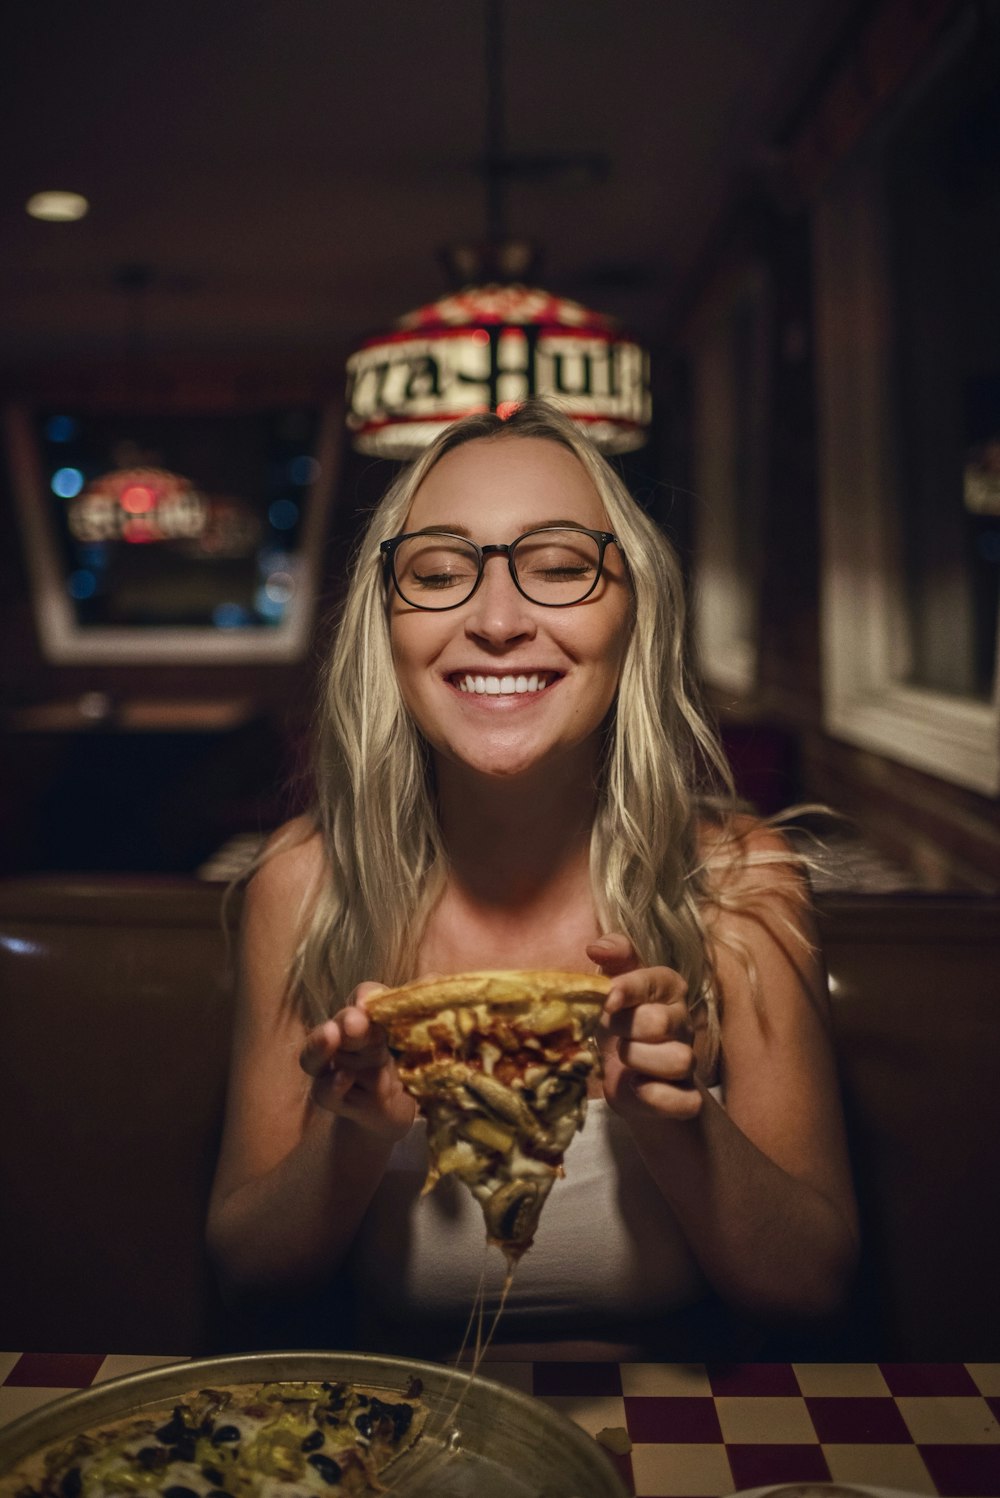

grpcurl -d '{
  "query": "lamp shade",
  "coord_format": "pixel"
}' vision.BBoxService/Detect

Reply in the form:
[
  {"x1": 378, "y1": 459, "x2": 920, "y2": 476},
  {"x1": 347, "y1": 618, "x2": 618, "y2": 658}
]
[
  {"x1": 68, "y1": 467, "x2": 206, "y2": 544},
  {"x1": 346, "y1": 282, "x2": 651, "y2": 458}
]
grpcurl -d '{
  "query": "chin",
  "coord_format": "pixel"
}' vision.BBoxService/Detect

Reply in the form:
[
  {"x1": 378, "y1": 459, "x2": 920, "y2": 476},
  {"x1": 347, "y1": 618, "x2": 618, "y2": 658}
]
[{"x1": 441, "y1": 733, "x2": 589, "y2": 784}]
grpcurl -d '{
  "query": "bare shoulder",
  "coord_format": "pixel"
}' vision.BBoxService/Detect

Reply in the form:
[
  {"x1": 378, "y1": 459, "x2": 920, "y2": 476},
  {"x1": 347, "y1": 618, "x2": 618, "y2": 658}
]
[
  {"x1": 697, "y1": 813, "x2": 808, "y2": 907},
  {"x1": 245, "y1": 816, "x2": 327, "y2": 924},
  {"x1": 239, "y1": 817, "x2": 329, "y2": 998},
  {"x1": 695, "y1": 813, "x2": 821, "y2": 1022}
]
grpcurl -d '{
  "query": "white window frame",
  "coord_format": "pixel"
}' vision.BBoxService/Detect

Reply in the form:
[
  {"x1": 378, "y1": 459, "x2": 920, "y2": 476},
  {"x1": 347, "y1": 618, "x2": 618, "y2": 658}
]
[{"x1": 814, "y1": 161, "x2": 1000, "y2": 796}]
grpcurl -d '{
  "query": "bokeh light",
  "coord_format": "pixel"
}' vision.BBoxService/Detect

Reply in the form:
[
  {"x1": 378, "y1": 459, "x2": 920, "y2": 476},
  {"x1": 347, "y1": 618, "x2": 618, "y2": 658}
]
[
  {"x1": 263, "y1": 570, "x2": 295, "y2": 605},
  {"x1": 67, "y1": 569, "x2": 97, "y2": 600},
  {"x1": 45, "y1": 415, "x2": 78, "y2": 443},
  {"x1": 254, "y1": 587, "x2": 286, "y2": 621},
  {"x1": 26, "y1": 190, "x2": 89, "y2": 222},
  {"x1": 121, "y1": 484, "x2": 156, "y2": 514},
  {"x1": 213, "y1": 602, "x2": 250, "y2": 629},
  {"x1": 268, "y1": 498, "x2": 299, "y2": 531},
  {"x1": 52, "y1": 467, "x2": 85, "y2": 498},
  {"x1": 287, "y1": 455, "x2": 320, "y2": 486}
]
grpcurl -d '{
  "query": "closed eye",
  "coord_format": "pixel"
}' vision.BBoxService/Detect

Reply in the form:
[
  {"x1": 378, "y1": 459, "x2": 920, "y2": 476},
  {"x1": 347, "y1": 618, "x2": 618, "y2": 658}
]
[{"x1": 412, "y1": 571, "x2": 467, "y2": 589}]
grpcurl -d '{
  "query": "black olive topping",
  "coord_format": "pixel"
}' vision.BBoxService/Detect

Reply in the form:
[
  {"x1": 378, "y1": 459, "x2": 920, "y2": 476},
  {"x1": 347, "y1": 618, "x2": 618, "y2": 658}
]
[
  {"x1": 59, "y1": 1468, "x2": 82, "y2": 1498},
  {"x1": 300, "y1": 1429, "x2": 324, "y2": 1452},
  {"x1": 306, "y1": 1454, "x2": 342, "y2": 1485},
  {"x1": 354, "y1": 1397, "x2": 415, "y2": 1444},
  {"x1": 154, "y1": 1411, "x2": 187, "y2": 1444},
  {"x1": 210, "y1": 1425, "x2": 241, "y2": 1445}
]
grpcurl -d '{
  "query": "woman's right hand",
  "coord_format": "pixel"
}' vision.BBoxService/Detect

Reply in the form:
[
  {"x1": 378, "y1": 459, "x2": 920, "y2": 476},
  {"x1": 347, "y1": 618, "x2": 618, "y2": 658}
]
[{"x1": 299, "y1": 982, "x2": 417, "y2": 1140}]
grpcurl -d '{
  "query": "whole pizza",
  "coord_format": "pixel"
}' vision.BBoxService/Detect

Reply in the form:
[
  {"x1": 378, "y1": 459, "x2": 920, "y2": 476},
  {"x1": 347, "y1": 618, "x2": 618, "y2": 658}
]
[{"x1": 0, "y1": 1379, "x2": 427, "y2": 1498}]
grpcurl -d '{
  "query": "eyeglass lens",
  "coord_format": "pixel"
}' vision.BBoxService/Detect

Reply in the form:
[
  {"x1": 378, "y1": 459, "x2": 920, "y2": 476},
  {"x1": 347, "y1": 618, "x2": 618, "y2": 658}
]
[{"x1": 392, "y1": 529, "x2": 603, "y2": 608}]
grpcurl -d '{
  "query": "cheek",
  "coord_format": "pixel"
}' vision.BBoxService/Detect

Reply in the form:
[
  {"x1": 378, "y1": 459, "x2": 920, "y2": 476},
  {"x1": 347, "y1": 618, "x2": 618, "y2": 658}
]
[
  {"x1": 596, "y1": 603, "x2": 632, "y2": 681},
  {"x1": 388, "y1": 615, "x2": 443, "y2": 716}
]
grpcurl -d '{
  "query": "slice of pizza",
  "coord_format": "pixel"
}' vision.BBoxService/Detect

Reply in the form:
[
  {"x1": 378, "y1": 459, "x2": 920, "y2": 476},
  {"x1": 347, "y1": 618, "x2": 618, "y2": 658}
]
[{"x1": 366, "y1": 969, "x2": 611, "y2": 1263}]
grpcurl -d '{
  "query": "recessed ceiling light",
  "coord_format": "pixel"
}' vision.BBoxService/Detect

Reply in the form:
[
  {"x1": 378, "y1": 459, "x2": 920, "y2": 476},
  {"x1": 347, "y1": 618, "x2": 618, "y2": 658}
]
[{"x1": 26, "y1": 191, "x2": 89, "y2": 222}]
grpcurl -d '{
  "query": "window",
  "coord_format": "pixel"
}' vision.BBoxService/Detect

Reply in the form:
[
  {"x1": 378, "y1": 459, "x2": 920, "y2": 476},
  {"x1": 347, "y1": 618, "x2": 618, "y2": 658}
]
[
  {"x1": 6, "y1": 397, "x2": 340, "y2": 664},
  {"x1": 814, "y1": 23, "x2": 1000, "y2": 794}
]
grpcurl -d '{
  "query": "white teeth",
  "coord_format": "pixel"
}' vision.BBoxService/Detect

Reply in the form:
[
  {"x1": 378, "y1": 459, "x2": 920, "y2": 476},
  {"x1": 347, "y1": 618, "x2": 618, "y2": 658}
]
[{"x1": 457, "y1": 673, "x2": 552, "y2": 695}]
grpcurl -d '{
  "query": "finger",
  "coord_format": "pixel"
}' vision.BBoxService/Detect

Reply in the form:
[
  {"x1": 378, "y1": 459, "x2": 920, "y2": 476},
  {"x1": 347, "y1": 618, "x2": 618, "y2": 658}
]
[
  {"x1": 586, "y1": 933, "x2": 640, "y2": 976},
  {"x1": 327, "y1": 1067, "x2": 356, "y2": 1100},
  {"x1": 337, "y1": 1005, "x2": 378, "y2": 1050},
  {"x1": 602, "y1": 1000, "x2": 690, "y2": 1044},
  {"x1": 604, "y1": 966, "x2": 687, "y2": 1016},
  {"x1": 616, "y1": 1037, "x2": 697, "y2": 1082},
  {"x1": 299, "y1": 1019, "x2": 340, "y2": 1077},
  {"x1": 310, "y1": 1064, "x2": 356, "y2": 1113},
  {"x1": 355, "y1": 982, "x2": 390, "y2": 1011},
  {"x1": 627, "y1": 1076, "x2": 703, "y2": 1121}
]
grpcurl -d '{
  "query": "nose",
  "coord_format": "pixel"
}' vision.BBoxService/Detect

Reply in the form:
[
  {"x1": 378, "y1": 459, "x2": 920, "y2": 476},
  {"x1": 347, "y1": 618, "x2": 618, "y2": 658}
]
[{"x1": 463, "y1": 551, "x2": 536, "y2": 645}]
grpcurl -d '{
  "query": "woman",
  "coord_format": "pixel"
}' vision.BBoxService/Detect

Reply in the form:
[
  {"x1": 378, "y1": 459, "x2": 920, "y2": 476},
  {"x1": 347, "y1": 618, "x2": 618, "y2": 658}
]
[{"x1": 207, "y1": 400, "x2": 858, "y2": 1358}]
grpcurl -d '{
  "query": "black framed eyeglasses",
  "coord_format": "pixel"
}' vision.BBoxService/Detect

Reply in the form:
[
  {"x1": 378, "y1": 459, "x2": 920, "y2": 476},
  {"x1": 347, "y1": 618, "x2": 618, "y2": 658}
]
[{"x1": 380, "y1": 525, "x2": 621, "y2": 610}]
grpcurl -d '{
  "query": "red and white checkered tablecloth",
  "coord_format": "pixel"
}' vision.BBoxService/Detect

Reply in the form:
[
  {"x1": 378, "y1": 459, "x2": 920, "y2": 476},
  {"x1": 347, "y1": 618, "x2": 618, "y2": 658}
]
[{"x1": 2, "y1": 1355, "x2": 999, "y2": 1498}]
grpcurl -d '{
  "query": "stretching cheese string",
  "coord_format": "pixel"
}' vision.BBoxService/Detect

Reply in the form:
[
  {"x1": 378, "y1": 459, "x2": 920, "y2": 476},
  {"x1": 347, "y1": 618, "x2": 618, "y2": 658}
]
[{"x1": 381, "y1": 1252, "x2": 518, "y2": 1494}]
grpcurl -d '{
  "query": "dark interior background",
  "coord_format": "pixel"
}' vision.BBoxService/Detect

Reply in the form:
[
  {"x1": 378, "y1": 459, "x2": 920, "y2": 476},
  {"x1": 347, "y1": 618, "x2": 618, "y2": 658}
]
[{"x1": 1, "y1": 0, "x2": 997, "y2": 887}]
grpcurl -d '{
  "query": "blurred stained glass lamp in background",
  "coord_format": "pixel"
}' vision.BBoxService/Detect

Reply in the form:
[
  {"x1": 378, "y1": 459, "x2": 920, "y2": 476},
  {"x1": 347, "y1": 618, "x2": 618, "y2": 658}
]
[
  {"x1": 345, "y1": 0, "x2": 651, "y2": 459},
  {"x1": 68, "y1": 467, "x2": 207, "y2": 546}
]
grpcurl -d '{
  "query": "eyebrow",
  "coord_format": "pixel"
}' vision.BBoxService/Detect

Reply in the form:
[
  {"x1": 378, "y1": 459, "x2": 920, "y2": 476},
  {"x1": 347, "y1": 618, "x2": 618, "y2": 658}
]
[{"x1": 409, "y1": 520, "x2": 596, "y2": 537}]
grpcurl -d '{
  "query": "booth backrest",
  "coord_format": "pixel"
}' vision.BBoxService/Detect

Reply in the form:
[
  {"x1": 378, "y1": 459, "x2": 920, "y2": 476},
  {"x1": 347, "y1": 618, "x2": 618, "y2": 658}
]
[
  {"x1": 816, "y1": 895, "x2": 1000, "y2": 1357},
  {"x1": 1, "y1": 878, "x2": 998, "y2": 1357},
  {"x1": 0, "y1": 879, "x2": 234, "y2": 1355}
]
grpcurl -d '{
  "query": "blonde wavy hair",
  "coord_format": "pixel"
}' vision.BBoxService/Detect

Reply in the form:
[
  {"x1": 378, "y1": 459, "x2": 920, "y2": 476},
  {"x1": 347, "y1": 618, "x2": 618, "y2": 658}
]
[{"x1": 271, "y1": 399, "x2": 797, "y2": 1060}]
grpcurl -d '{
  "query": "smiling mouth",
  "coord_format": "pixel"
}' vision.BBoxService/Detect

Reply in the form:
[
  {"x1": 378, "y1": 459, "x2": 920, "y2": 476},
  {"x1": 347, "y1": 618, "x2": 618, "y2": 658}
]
[{"x1": 450, "y1": 671, "x2": 560, "y2": 696}]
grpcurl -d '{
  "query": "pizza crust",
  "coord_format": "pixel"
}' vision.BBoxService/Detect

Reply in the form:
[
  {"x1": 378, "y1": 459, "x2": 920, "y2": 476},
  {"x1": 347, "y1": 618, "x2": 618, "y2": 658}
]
[{"x1": 366, "y1": 969, "x2": 611, "y2": 1023}]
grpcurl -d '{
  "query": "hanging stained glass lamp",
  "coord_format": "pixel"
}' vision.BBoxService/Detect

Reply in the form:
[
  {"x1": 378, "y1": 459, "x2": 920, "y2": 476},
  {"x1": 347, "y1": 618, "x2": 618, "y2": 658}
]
[
  {"x1": 67, "y1": 467, "x2": 207, "y2": 545},
  {"x1": 346, "y1": 280, "x2": 650, "y2": 458},
  {"x1": 345, "y1": 0, "x2": 650, "y2": 458}
]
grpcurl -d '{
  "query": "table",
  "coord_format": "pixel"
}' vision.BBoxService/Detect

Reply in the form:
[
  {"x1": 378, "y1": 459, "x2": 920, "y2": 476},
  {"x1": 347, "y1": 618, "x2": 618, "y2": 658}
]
[{"x1": 2, "y1": 1356, "x2": 999, "y2": 1498}]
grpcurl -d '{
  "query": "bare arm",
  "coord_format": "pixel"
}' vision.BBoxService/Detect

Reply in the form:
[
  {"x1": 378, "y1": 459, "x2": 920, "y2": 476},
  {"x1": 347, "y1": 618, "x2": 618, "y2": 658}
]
[
  {"x1": 589, "y1": 828, "x2": 859, "y2": 1323},
  {"x1": 206, "y1": 822, "x2": 415, "y2": 1297}
]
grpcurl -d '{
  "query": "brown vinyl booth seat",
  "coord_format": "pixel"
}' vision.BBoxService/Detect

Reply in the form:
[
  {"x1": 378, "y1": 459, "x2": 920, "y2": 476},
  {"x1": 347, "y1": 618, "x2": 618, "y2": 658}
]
[{"x1": 1, "y1": 876, "x2": 998, "y2": 1359}]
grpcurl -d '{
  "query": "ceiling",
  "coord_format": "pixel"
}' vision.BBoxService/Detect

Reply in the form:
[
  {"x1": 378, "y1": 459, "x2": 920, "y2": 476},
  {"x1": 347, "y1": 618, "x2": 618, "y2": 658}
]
[{"x1": 0, "y1": 0, "x2": 853, "y2": 367}]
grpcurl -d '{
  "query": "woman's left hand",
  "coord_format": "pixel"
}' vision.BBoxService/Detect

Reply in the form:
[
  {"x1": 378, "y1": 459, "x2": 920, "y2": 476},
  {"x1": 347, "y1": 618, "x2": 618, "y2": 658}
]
[{"x1": 586, "y1": 933, "x2": 703, "y2": 1121}]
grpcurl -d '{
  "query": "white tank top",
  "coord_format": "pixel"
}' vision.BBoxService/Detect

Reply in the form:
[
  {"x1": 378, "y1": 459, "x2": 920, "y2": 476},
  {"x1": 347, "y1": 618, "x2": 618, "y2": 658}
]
[{"x1": 350, "y1": 1097, "x2": 709, "y2": 1338}]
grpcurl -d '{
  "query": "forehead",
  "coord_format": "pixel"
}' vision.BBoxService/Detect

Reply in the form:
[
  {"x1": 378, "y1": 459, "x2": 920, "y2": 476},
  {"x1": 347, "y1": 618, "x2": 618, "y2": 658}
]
[{"x1": 404, "y1": 436, "x2": 607, "y2": 535}]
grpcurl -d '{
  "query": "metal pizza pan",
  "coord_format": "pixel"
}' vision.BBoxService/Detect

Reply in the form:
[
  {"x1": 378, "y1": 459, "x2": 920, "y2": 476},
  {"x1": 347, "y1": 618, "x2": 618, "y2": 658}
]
[{"x1": 0, "y1": 1349, "x2": 629, "y2": 1498}]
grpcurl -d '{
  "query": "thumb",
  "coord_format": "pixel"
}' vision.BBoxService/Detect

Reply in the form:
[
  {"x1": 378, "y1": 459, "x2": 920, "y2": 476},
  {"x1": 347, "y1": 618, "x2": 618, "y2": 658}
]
[{"x1": 586, "y1": 932, "x2": 640, "y2": 976}]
